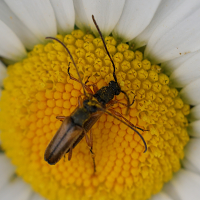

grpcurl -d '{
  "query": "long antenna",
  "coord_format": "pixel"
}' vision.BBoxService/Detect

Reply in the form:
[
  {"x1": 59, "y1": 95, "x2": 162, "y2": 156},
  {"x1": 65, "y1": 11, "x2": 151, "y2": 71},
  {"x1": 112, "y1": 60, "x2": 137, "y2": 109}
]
[
  {"x1": 92, "y1": 15, "x2": 131, "y2": 114},
  {"x1": 45, "y1": 37, "x2": 87, "y2": 96},
  {"x1": 92, "y1": 15, "x2": 118, "y2": 83},
  {"x1": 98, "y1": 106, "x2": 147, "y2": 153},
  {"x1": 121, "y1": 90, "x2": 130, "y2": 115}
]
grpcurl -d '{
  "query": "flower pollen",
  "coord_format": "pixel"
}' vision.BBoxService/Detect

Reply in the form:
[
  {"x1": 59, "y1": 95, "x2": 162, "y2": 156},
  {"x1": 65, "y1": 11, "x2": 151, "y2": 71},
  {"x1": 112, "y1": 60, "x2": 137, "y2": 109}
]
[{"x1": 0, "y1": 29, "x2": 190, "y2": 200}]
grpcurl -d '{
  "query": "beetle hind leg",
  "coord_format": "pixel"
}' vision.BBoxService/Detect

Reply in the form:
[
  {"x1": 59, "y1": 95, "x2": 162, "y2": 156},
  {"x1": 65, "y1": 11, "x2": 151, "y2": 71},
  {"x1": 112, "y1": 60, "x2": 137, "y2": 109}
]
[
  {"x1": 68, "y1": 147, "x2": 73, "y2": 161},
  {"x1": 84, "y1": 130, "x2": 96, "y2": 173},
  {"x1": 90, "y1": 148, "x2": 96, "y2": 173},
  {"x1": 56, "y1": 116, "x2": 65, "y2": 122}
]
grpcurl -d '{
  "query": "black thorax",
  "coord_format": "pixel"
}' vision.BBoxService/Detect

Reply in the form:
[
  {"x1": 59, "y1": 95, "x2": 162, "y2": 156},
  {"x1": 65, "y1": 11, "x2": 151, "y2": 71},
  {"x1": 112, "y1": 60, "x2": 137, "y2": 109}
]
[{"x1": 93, "y1": 81, "x2": 121, "y2": 106}]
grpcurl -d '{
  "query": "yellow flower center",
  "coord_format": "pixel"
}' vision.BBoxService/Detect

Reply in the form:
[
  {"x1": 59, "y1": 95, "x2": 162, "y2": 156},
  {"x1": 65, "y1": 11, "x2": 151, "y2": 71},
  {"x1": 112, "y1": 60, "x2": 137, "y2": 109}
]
[{"x1": 0, "y1": 29, "x2": 190, "y2": 200}]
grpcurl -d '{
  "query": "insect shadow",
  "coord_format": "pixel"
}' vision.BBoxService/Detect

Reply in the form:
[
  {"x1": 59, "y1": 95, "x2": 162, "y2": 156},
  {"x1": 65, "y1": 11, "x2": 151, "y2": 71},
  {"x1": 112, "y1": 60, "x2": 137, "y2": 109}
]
[{"x1": 44, "y1": 15, "x2": 147, "y2": 173}]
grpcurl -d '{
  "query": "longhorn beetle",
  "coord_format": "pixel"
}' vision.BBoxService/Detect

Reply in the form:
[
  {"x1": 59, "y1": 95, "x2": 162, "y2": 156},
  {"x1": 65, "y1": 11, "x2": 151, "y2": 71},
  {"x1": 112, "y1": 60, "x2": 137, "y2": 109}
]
[{"x1": 44, "y1": 15, "x2": 147, "y2": 172}]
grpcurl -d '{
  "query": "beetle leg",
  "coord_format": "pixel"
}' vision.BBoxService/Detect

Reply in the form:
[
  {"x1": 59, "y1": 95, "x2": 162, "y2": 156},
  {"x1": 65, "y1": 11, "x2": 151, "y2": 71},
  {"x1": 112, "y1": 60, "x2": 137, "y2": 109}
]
[
  {"x1": 84, "y1": 130, "x2": 96, "y2": 173},
  {"x1": 108, "y1": 93, "x2": 136, "y2": 115},
  {"x1": 84, "y1": 85, "x2": 94, "y2": 95},
  {"x1": 56, "y1": 116, "x2": 65, "y2": 119},
  {"x1": 64, "y1": 153, "x2": 66, "y2": 161},
  {"x1": 56, "y1": 116, "x2": 65, "y2": 122},
  {"x1": 84, "y1": 130, "x2": 94, "y2": 148},
  {"x1": 108, "y1": 108, "x2": 148, "y2": 132},
  {"x1": 82, "y1": 75, "x2": 99, "y2": 93},
  {"x1": 77, "y1": 95, "x2": 84, "y2": 107},
  {"x1": 90, "y1": 148, "x2": 96, "y2": 173},
  {"x1": 108, "y1": 100, "x2": 127, "y2": 107},
  {"x1": 68, "y1": 147, "x2": 73, "y2": 161},
  {"x1": 84, "y1": 76, "x2": 90, "y2": 85},
  {"x1": 85, "y1": 83, "x2": 99, "y2": 94},
  {"x1": 68, "y1": 66, "x2": 94, "y2": 94},
  {"x1": 84, "y1": 132, "x2": 90, "y2": 147},
  {"x1": 108, "y1": 96, "x2": 136, "y2": 108},
  {"x1": 130, "y1": 94, "x2": 136, "y2": 106},
  {"x1": 89, "y1": 130, "x2": 93, "y2": 149},
  {"x1": 68, "y1": 66, "x2": 101, "y2": 95},
  {"x1": 89, "y1": 130, "x2": 96, "y2": 173}
]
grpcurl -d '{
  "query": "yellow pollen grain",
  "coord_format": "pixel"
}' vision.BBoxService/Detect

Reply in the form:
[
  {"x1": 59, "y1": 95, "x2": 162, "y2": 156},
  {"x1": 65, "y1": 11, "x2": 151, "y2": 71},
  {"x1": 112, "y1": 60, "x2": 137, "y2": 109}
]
[{"x1": 0, "y1": 30, "x2": 190, "y2": 200}]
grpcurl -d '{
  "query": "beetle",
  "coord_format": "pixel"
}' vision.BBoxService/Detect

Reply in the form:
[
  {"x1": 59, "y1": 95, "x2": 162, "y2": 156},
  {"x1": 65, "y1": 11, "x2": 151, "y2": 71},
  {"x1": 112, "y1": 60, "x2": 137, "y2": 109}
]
[
  {"x1": 44, "y1": 97, "x2": 102, "y2": 167},
  {"x1": 44, "y1": 16, "x2": 147, "y2": 172}
]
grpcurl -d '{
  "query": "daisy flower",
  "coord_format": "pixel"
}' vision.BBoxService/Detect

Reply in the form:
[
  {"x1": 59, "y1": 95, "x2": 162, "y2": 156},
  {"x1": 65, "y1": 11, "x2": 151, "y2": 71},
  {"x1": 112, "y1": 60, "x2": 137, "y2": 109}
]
[{"x1": 0, "y1": 0, "x2": 200, "y2": 200}]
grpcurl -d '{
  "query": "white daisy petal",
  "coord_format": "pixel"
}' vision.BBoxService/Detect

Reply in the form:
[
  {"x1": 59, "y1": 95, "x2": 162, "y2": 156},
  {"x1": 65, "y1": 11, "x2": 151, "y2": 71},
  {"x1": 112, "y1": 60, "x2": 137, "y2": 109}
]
[
  {"x1": 134, "y1": 0, "x2": 184, "y2": 48},
  {"x1": 5, "y1": 0, "x2": 57, "y2": 43},
  {"x1": 0, "y1": 20, "x2": 27, "y2": 61},
  {"x1": 188, "y1": 121, "x2": 200, "y2": 137},
  {"x1": 112, "y1": 0, "x2": 161, "y2": 42},
  {"x1": 180, "y1": 78, "x2": 200, "y2": 105},
  {"x1": 182, "y1": 139, "x2": 200, "y2": 173},
  {"x1": 0, "y1": 61, "x2": 7, "y2": 87},
  {"x1": 182, "y1": 157, "x2": 200, "y2": 175},
  {"x1": 0, "y1": 154, "x2": 15, "y2": 189},
  {"x1": 73, "y1": 0, "x2": 89, "y2": 30},
  {"x1": 0, "y1": 177, "x2": 32, "y2": 200},
  {"x1": 50, "y1": 0, "x2": 75, "y2": 35},
  {"x1": 151, "y1": 192, "x2": 173, "y2": 200},
  {"x1": 0, "y1": 1, "x2": 40, "y2": 50},
  {"x1": 145, "y1": 3, "x2": 200, "y2": 63},
  {"x1": 189, "y1": 104, "x2": 200, "y2": 121},
  {"x1": 170, "y1": 50, "x2": 200, "y2": 87},
  {"x1": 29, "y1": 193, "x2": 46, "y2": 200},
  {"x1": 75, "y1": 0, "x2": 125, "y2": 36},
  {"x1": 162, "y1": 50, "x2": 200, "y2": 75},
  {"x1": 164, "y1": 169, "x2": 200, "y2": 200}
]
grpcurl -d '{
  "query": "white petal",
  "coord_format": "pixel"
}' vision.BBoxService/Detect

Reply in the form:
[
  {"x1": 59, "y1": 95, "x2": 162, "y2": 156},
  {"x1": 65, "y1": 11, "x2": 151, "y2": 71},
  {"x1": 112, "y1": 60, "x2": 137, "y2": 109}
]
[
  {"x1": 162, "y1": 49, "x2": 200, "y2": 75},
  {"x1": 189, "y1": 104, "x2": 200, "y2": 121},
  {"x1": 73, "y1": 0, "x2": 90, "y2": 30},
  {"x1": 0, "y1": 154, "x2": 15, "y2": 189},
  {"x1": 151, "y1": 192, "x2": 173, "y2": 200},
  {"x1": 0, "y1": 20, "x2": 27, "y2": 61},
  {"x1": 0, "y1": 61, "x2": 7, "y2": 87},
  {"x1": 0, "y1": 177, "x2": 32, "y2": 200},
  {"x1": 5, "y1": 0, "x2": 57, "y2": 43},
  {"x1": 50, "y1": 0, "x2": 75, "y2": 35},
  {"x1": 29, "y1": 193, "x2": 46, "y2": 200},
  {"x1": 75, "y1": 0, "x2": 125, "y2": 36},
  {"x1": 145, "y1": 2, "x2": 200, "y2": 63},
  {"x1": 170, "y1": 50, "x2": 200, "y2": 87},
  {"x1": 187, "y1": 120, "x2": 200, "y2": 137},
  {"x1": 0, "y1": 1, "x2": 40, "y2": 50},
  {"x1": 134, "y1": 0, "x2": 184, "y2": 48},
  {"x1": 113, "y1": 0, "x2": 161, "y2": 42},
  {"x1": 180, "y1": 78, "x2": 200, "y2": 105},
  {"x1": 164, "y1": 169, "x2": 200, "y2": 200},
  {"x1": 182, "y1": 139, "x2": 200, "y2": 173},
  {"x1": 182, "y1": 158, "x2": 200, "y2": 175}
]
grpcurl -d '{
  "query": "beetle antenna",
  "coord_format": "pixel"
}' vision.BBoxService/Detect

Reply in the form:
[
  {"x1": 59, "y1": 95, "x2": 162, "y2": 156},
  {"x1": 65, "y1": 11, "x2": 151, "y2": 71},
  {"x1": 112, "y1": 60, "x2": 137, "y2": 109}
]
[
  {"x1": 121, "y1": 90, "x2": 131, "y2": 115},
  {"x1": 98, "y1": 106, "x2": 147, "y2": 153},
  {"x1": 92, "y1": 15, "x2": 117, "y2": 83},
  {"x1": 46, "y1": 37, "x2": 87, "y2": 96},
  {"x1": 92, "y1": 15, "x2": 131, "y2": 114}
]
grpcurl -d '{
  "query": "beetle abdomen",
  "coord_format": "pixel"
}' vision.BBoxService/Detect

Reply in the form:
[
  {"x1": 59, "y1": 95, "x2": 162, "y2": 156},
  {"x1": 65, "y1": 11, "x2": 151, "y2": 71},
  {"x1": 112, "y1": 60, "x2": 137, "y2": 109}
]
[{"x1": 44, "y1": 117, "x2": 83, "y2": 165}]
